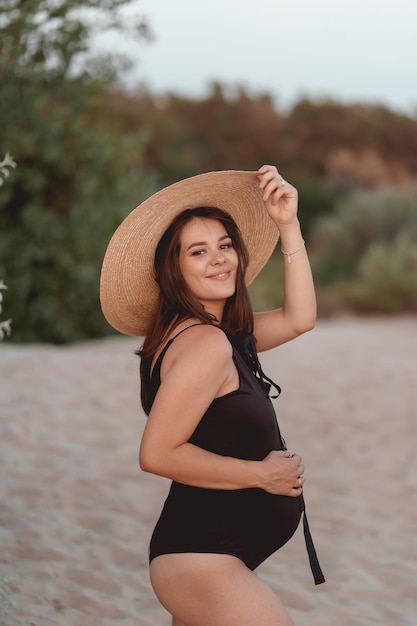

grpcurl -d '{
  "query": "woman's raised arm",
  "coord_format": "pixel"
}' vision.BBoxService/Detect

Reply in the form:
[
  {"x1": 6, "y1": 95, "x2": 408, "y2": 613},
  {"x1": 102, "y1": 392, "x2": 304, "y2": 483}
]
[{"x1": 253, "y1": 165, "x2": 316, "y2": 352}]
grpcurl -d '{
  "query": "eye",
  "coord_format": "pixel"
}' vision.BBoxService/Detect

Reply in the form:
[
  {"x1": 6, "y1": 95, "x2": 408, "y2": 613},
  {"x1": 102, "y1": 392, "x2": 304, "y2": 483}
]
[
  {"x1": 191, "y1": 249, "x2": 205, "y2": 256},
  {"x1": 220, "y1": 241, "x2": 233, "y2": 250}
]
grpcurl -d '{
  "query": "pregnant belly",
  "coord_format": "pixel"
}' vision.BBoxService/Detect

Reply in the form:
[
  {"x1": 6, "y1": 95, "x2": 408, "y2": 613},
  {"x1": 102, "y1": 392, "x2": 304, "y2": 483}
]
[
  {"x1": 150, "y1": 483, "x2": 302, "y2": 570},
  {"x1": 240, "y1": 489, "x2": 302, "y2": 568}
]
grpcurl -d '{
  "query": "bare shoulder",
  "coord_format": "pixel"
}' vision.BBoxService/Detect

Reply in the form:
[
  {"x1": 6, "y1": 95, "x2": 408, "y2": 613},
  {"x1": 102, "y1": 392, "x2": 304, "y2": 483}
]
[
  {"x1": 172, "y1": 324, "x2": 232, "y2": 360},
  {"x1": 161, "y1": 324, "x2": 232, "y2": 376}
]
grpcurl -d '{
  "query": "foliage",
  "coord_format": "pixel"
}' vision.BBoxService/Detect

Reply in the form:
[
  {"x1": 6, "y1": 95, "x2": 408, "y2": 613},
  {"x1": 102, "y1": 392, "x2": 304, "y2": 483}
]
[
  {"x1": 2, "y1": 3, "x2": 417, "y2": 340},
  {"x1": 105, "y1": 86, "x2": 417, "y2": 239},
  {"x1": 0, "y1": 0, "x2": 154, "y2": 343},
  {"x1": 102, "y1": 85, "x2": 349, "y2": 237},
  {"x1": 116, "y1": 88, "x2": 417, "y2": 190},
  {"x1": 248, "y1": 251, "x2": 283, "y2": 312},
  {"x1": 0, "y1": 280, "x2": 12, "y2": 340},
  {"x1": 0, "y1": 154, "x2": 15, "y2": 340},
  {"x1": 0, "y1": 0, "x2": 152, "y2": 81},
  {"x1": 310, "y1": 187, "x2": 417, "y2": 313},
  {"x1": 0, "y1": 153, "x2": 16, "y2": 187},
  {"x1": 289, "y1": 98, "x2": 417, "y2": 187}
]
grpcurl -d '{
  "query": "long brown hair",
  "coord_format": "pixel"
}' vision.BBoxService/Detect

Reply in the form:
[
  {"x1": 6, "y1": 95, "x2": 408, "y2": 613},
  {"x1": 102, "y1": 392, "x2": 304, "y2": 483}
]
[{"x1": 139, "y1": 207, "x2": 254, "y2": 413}]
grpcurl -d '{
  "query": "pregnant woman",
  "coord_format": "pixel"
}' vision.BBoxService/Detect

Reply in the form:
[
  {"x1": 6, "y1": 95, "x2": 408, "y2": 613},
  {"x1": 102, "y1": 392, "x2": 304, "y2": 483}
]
[{"x1": 100, "y1": 164, "x2": 324, "y2": 626}]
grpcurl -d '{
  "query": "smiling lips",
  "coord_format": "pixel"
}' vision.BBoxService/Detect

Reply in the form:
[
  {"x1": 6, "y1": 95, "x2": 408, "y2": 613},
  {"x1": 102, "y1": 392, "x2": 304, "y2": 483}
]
[{"x1": 207, "y1": 270, "x2": 232, "y2": 280}]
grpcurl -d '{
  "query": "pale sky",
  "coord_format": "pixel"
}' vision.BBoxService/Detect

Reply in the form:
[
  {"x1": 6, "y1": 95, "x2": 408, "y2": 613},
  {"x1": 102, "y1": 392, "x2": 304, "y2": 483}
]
[{"x1": 107, "y1": 0, "x2": 417, "y2": 114}]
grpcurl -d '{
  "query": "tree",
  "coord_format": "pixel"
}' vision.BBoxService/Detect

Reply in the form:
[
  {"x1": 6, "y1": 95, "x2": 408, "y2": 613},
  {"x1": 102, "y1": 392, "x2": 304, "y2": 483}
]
[
  {"x1": 0, "y1": 0, "x2": 152, "y2": 79},
  {"x1": 0, "y1": 0, "x2": 155, "y2": 342}
]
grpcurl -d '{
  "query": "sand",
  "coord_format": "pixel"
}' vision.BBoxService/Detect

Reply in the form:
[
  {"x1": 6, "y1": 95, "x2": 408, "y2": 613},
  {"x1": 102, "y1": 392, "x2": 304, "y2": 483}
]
[{"x1": 0, "y1": 317, "x2": 416, "y2": 626}]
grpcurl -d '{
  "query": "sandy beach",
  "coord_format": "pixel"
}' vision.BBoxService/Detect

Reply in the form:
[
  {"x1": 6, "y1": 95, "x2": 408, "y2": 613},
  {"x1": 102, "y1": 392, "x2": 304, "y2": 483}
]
[{"x1": 1, "y1": 316, "x2": 416, "y2": 626}]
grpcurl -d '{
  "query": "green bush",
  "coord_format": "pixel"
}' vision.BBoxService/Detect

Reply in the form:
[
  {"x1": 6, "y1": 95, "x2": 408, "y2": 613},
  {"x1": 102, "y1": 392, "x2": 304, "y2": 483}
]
[
  {"x1": 248, "y1": 250, "x2": 283, "y2": 312},
  {"x1": 294, "y1": 174, "x2": 339, "y2": 239},
  {"x1": 0, "y1": 109, "x2": 153, "y2": 343},
  {"x1": 334, "y1": 233, "x2": 417, "y2": 312},
  {"x1": 311, "y1": 187, "x2": 417, "y2": 313}
]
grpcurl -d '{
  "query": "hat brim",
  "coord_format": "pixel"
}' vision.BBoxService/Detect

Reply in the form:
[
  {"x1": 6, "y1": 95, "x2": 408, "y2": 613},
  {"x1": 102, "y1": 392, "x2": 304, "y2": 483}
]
[{"x1": 100, "y1": 170, "x2": 279, "y2": 336}]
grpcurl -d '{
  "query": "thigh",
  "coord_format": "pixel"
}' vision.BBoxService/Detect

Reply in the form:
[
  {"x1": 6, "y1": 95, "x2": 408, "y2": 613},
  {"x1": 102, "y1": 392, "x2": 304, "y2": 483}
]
[{"x1": 150, "y1": 553, "x2": 295, "y2": 626}]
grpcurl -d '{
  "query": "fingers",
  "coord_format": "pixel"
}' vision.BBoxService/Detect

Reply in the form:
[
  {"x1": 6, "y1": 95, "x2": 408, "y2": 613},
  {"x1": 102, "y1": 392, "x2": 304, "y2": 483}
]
[
  {"x1": 261, "y1": 449, "x2": 305, "y2": 497},
  {"x1": 288, "y1": 474, "x2": 305, "y2": 498},
  {"x1": 286, "y1": 452, "x2": 305, "y2": 496},
  {"x1": 264, "y1": 183, "x2": 287, "y2": 205},
  {"x1": 256, "y1": 165, "x2": 297, "y2": 209},
  {"x1": 256, "y1": 165, "x2": 286, "y2": 203},
  {"x1": 296, "y1": 475, "x2": 305, "y2": 488},
  {"x1": 285, "y1": 452, "x2": 303, "y2": 470},
  {"x1": 282, "y1": 451, "x2": 305, "y2": 496},
  {"x1": 257, "y1": 164, "x2": 277, "y2": 177}
]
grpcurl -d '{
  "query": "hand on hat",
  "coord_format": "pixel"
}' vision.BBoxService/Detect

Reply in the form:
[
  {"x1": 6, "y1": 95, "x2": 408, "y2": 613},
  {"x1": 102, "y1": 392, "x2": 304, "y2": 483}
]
[{"x1": 256, "y1": 164, "x2": 298, "y2": 229}]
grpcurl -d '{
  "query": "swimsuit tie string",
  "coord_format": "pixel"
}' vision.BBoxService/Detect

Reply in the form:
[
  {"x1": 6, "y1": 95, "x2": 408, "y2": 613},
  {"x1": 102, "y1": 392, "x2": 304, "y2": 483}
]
[{"x1": 240, "y1": 333, "x2": 325, "y2": 585}]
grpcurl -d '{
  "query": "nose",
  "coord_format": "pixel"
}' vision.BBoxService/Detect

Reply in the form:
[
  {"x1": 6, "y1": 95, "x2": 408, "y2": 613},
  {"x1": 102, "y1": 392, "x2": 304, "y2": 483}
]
[{"x1": 210, "y1": 249, "x2": 227, "y2": 265}]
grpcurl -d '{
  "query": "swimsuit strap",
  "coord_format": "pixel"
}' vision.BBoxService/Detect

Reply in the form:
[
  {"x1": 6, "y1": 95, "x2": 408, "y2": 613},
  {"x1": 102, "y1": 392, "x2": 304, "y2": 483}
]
[
  {"x1": 281, "y1": 439, "x2": 326, "y2": 585},
  {"x1": 239, "y1": 334, "x2": 281, "y2": 399},
  {"x1": 151, "y1": 323, "x2": 209, "y2": 382},
  {"x1": 300, "y1": 493, "x2": 326, "y2": 585}
]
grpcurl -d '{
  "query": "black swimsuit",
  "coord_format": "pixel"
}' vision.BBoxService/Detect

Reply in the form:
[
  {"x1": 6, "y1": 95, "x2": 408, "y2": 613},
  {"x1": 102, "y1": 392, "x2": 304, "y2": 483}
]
[{"x1": 147, "y1": 326, "x2": 324, "y2": 583}]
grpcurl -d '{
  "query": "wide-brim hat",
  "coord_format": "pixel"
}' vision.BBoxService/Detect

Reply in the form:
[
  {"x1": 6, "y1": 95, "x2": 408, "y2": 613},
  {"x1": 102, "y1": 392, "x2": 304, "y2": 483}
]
[{"x1": 100, "y1": 170, "x2": 280, "y2": 336}]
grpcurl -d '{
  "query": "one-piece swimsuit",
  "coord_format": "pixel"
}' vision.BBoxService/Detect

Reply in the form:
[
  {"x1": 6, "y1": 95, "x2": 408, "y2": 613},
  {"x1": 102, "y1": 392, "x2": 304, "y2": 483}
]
[{"x1": 147, "y1": 325, "x2": 303, "y2": 571}]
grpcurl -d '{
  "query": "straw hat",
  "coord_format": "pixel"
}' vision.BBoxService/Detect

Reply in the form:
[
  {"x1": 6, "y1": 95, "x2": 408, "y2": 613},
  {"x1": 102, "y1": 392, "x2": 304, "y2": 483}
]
[{"x1": 100, "y1": 170, "x2": 280, "y2": 336}]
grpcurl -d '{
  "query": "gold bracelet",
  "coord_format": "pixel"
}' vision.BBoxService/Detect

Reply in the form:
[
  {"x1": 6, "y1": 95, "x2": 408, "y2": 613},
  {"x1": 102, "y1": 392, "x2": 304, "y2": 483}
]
[{"x1": 281, "y1": 239, "x2": 305, "y2": 264}]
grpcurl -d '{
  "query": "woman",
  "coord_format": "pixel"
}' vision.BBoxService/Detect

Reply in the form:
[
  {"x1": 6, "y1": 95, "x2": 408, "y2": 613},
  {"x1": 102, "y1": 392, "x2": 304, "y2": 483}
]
[{"x1": 100, "y1": 165, "x2": 324, "y2": 626}]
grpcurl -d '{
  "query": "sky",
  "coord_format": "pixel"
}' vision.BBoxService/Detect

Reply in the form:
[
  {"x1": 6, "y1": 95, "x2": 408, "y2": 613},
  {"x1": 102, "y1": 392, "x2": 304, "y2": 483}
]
[{"x1": 105, "y1": 0, "x2": 417, "y2": 114}]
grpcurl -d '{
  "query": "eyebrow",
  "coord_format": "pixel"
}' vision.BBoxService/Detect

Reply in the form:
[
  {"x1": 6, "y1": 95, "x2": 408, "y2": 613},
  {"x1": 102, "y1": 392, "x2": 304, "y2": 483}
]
[{"x1": 186, "y1": 234, "x2": 231, "y2": 252}]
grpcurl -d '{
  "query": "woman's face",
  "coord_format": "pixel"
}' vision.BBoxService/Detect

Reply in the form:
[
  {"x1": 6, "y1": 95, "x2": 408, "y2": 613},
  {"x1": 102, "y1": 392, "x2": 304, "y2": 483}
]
[{"x1": 178, "y1": 217, "x2": 239, "y2": 318}]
